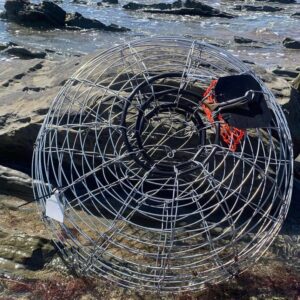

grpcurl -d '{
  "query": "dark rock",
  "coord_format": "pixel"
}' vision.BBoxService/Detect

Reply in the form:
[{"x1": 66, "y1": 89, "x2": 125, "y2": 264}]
[
  {"x1": 283, "y1": 74, "x2": 300, "y2": 156},
  {"x1": 102, "y1": 0, "x2": 118, "y2": 4},
  {"x1": 234, "y1": 36, "x2": 256, "y2": 44},
  {"x1": 3, "y1": 0, "x2": 66, "y2": 28},
  {"x1": 72, "y1": 0, "x2": 88, "y2": 4},
  {"x1": 0, "y1": 165, "x2": 33, "y2": 201},
  {"x1": 292, "y1": 12, "x2": 300, "y2": 18},
  {"x1": 40, "y1": 1, "x2": 66, "y2": 27},
  {"x1": 242, "y1": 59, "x2": 255, "y2": 65},
  {"x1": 0, "y1": 229, "x2": 56, "y2": 271},
  {"x1": 124, "y1": 0, "x2": 235, "y2": 18},
  {"x1": 283, "y1": 37, "x2": 300, "y2": 49},
  {"x1": 267, "y1": 0, "x2": 296, "y2": 3},
  {"x1": 65, "y1": 12, "x2": 129, "y2": 31},
  {"x1": 3, "y1": 46, "x2": 46, "y2": 59},
  {"x1": 272, "y1": 68, "x2": 299, "y2": 78},
  {"x1": 123, "y1": 0, "x2": 182, "y2": 11},
  {"x1": 4, "y1": 0, "x2": 28, "y2": 19},
  {"x1": 234, "y1": 5, "x2": 283, "y2": 12},
  {"x1": 143, "y1": 7, "x2": 235, "y2": 18},
  {"x1": 0, "y1": 41, "x2": 18, "y2": 51}
]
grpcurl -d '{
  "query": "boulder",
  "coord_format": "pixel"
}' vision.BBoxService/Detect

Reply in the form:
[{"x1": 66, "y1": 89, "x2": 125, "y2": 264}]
[
  {"x1": 234, "y1": 5, "x2": 283, "y2": 12},
  {"x1": 3, "y1": 45, "x2": 47, "y2": 59},
  {"x1": 266, "y1": 0, "x2": 296, "y2": 3},
  {"x1": 292, "y1": 12, "x2": 300, "y2": 18},
  {"x1": 234, "y1": 36, "x2": 257, "y2": 44},
  {"x1": 102, "y1": 0, "x2": 118, "y2": 4},
  {"x1": 0, "y1": 229, "x2": 56, "y2": 271},
  {"x1": 254, "y1": 0, "x2": 296, "y2": 2},
  {"x1": 0, "y1": 165, "x2": 32, "y2": 200},
  {"x1": 124, "y1": 0, "x2": 235, "y2": 18},
  {"x1": 0, "y1": 41, "x2": 18, "y2": 51},
  {"x1": 272, "y1": 68, "x2": 299, "y2": 79},
  {"x1": 40, "y1": 0, "x2": 66, "y2": 27},
  {"x1": 65, "y1": 12, "x2": 129, "y2": 31},
  {"x1": 0, "y1": 56, "x2": 87, "y2": 171},
  {"x1": 2, "y1": 0, "x2": 129, "y2": 31},
  {"x1": 72, "y1": 0, "x2": 88, "y2": 4},
  {"x1": 123, "y1": 0, "x2": 182, "y2": 11},
  {"x1": 3, "y1": 0, "x2": 66, "y2": 28},
  {"x1": 3, "y1": 0, "x2": 29, "y2": 20},
  {"x1": 282, "y1": 74, "x2": 300, "y2": 156},
  {"x1": 283, "y1": 37, "x2": 300, "y2": 49}
]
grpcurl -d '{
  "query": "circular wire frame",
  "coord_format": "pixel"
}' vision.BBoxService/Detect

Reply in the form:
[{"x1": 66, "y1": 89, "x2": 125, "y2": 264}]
[{"x1": 32, "y1": 37, "x2": 293, "y2": 293}]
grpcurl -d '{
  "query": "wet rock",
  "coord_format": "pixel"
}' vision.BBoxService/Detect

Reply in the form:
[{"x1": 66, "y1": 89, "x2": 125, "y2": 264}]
[
  {"x1": 234, "y1": 36, "x2": 257, "y2": 44},
  {"x1": 3, "y1": 0, "x2": 66, "y2": 28},
  {"x1": 266, "y1": 0, "x2": 296, "y2": 3},
  {"x1": 295, "y1": 155, "x2": 300, "y2": 180},
  {"x1": 0, "y1": 56, "x2": 88, "y2": 171},
  {"x1": 124, "y1": 0, "x2": 235, "y2": 18},
  {"x1": 293, "y1": 73, "x2": 300, "y2": 91},
  {"x1": 242, "y1": 59, "x2": 256, "y2": 65},
  {"x1": 3, "y1": 46, "x2": 46, "y2": 59},
  {"x1": 72, "y1": 0, "x2": 88, "y2": 4},
  {"x1": 272, "y1": 68, "x2": 299, "y2": 78},
  {"x1": 0, "y1": 41, "x2": 18, "y2": 51},
  {"x1": 0, "y1": 165, "x2": 32, "y2": 201},
  {"x1": 0, "y1": 229, "x2": 56, "y2": 271},
  {"x1": 2, "y1": 0, "x2": 129, "y2": 31},
  {"x1": 283, "y1": 37, "x2": 300, "y2": 49},
  {"x1": 282, "y1": 74, "x2": 300, "y2": 156},
  {"x1": 234, "y1": 5, "x2": 283, "y2": 12},
  {"x1": 102, "y1": 0, "x2": 118, "y2": 4},
  {"x1": 65, "y1": 12, "x2": 129, "y2": 31},
  {"x1": 292, "y1": 12, "x2": 300, "y2": 18},
  {"x1": 123, "y1": 0, "x2": 182, "y2": 11}
]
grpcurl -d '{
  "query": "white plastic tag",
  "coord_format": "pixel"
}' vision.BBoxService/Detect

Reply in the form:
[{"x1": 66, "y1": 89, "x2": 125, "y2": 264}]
[{"x1": 45, "y1": 192, "x2": 64, "y2": 223}]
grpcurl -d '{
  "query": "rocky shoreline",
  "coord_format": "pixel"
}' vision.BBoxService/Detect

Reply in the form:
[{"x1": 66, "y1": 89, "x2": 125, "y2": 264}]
[
  {"x1": 0, "y1": 0, "x2": 300, "y2": 299},
  {"x1": 0, "y1": 48, "x2": 299, "y2": 299}
]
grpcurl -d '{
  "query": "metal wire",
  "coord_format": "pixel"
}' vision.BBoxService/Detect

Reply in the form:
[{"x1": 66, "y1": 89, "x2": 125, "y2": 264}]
[{"x1": 32, "y1": 37, "x2": 293, "y2": 293}]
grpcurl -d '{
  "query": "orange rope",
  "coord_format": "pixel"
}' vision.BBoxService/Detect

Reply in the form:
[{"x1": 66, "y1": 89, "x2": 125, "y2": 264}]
[{"x1": 201, "y1": 80, "x2": 245, "y2": 152}]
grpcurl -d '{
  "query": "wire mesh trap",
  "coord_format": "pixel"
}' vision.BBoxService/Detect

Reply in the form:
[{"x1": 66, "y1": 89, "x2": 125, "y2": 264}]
[{"x1": 32, "y1": 37, "x2": 293, "y2": 292}]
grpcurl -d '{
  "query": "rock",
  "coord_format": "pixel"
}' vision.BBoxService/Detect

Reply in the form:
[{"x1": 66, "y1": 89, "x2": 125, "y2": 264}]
[
  {"x1": 282, "y1": 74, "x2": 300, "y2": 156},
  {"x1": 102, "y1": 0, "x2": 118, "y2": 4},
  {"x1": 3, "y1": 45, "x2": 47, "y2": 59},
  {"x1": 0, "y1": 229, "x2": 56, "y2": 271},
  {"x1": 2, "y1": 0, "x2": 128, "y2": 31},
  {"x1": 0, "y1": 41, "x2": 18, "y2": 51},
  {"x1": 4, "y1": 0, "x2": 29, "y2": 19},
  {"x1": 293, "y1": 73, "x2": 300, "y2": 91},
  {"x1": 0, "y1": 56, "x2": 88, "y2": 170},
  {"x1": 40, "y1": 0, "x2": 66, "y2": 27},
  {"x1": 3, "y1": 0, "x2": 66, "y2": 28},
  {"x1": 272, "y1": 68, "x2": 299, "y2": 78},
  {"x1": 266, "y1": 0, "x2": 296, "y2": 3},
  {"x1": 295, "y1": 155, "x2": 300, "y2": 180},
  {"x1": 292, "y1": 12, "x2": 300, "y2": 18},
  {"x1": 234, "y1": 36, "x2": 257, "y2": 44},
  {"x1": 123, "y1": 0, "x2": 235, "y2": 18},
  {"x1": 72, "y1": 0, "x2": 88, "y2": 4},
  {"x1": 65, "y1": 12, "x2": 130, "y2": 31},
  {"x1": 242, "y1": 59, "x2": 255, "y2": 65},
  {"x1": 234, "y1": 5, "x2": 283, "y2": 12},
  {"x1": 0, "y1": 165, "x2": 32, "y2": 201},
  {"x1": 123, "y1": 0, "x2": 182, "y2": 11},
  {"x1": 283, "y1": 37, "x2": 300, "y2": 49}
]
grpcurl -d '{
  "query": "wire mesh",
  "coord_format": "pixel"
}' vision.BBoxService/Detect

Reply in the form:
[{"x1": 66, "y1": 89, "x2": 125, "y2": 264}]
[{"x1": 32, "y1": 37, "x2": 293, "y2": 292}]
